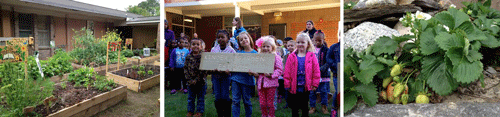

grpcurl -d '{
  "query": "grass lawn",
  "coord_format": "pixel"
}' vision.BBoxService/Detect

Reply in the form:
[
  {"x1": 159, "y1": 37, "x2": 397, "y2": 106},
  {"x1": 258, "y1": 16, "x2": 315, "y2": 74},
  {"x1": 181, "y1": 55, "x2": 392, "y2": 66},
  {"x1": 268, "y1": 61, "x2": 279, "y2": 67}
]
[{"x1": 165, "y1": 75, "x2": 334, "y2": 117}]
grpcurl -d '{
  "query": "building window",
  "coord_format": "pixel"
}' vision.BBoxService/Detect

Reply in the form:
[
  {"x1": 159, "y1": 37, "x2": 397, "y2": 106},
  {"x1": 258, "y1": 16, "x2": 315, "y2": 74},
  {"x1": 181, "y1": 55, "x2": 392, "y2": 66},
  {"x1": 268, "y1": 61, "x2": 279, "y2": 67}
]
[
  {"x1": 169, "y1": 13, "x2": 196, "y2": 39},
  {"x1": 19, "y1": 14, "x2": 34, "y2": 37},
  {"x1": 87, "y1": 20, "x2": 94, "y2": 33}
]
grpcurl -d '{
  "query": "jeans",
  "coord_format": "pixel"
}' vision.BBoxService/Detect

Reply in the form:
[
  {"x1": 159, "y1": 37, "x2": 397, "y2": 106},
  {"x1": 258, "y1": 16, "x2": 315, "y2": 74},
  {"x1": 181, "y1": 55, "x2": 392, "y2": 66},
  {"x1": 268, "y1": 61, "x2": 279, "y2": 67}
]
[
  {"x1": 309, "y1": 82, "x2": 330, "y2": 107},
  {"x1": 332, "y1": 77, "x2": 338, "y2": 108},
  {"x1": 187, "y1": 85, "x2": 207, "y2": 113},
  {"x1": 231, "y1": 81, "x2": 253, "y2": 117},
  {"x1": 212, "y1": 76, "x2": 231, "y2": 101}
]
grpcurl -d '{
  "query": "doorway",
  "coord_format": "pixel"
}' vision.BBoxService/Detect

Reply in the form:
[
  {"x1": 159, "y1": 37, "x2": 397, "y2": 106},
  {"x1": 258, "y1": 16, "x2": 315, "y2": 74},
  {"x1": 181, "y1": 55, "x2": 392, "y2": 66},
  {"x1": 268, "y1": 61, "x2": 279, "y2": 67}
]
[{"x1": 269, "y1": 24, "x2": 286, "y2": 40}]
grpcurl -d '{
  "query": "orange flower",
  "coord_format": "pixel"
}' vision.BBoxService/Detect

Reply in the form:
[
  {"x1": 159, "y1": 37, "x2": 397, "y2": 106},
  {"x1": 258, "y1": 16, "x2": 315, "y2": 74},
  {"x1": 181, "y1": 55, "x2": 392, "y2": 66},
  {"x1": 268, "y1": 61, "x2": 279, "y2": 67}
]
[{"x1": 21, "y1": 46, "x2": 27, "y2": 52}]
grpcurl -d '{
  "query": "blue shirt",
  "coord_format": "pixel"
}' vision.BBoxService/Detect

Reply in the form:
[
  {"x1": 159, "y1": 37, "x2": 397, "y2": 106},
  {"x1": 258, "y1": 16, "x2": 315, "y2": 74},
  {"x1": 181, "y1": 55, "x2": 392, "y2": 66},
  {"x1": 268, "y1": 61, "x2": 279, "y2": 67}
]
[
  {"x1": 170, "y1": 48, "x2": 189, "y2": 68},
  {"x1": 229, "y1": 50, "x2": 258, "y2": 85}
]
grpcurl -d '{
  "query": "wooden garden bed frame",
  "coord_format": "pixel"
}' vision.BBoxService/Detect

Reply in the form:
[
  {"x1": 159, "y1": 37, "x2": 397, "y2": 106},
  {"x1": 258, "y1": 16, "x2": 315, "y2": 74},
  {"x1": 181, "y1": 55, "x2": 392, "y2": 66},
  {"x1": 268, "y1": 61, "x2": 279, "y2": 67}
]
[
  {"x1": 47, "y1": 85, "x2": 127, "y2": 117},
  {"x1": 106, "y1": 67, "x2": 160, "y2": 92},
  {"x1": 127, "y1": 55, "x2": 160, "y2": 65}
]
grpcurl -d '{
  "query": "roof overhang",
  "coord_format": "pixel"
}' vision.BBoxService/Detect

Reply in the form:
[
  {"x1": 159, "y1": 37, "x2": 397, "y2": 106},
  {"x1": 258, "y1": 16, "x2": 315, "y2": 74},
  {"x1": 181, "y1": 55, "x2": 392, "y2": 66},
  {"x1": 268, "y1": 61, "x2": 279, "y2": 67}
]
[
  {"x1": 165, "y1": 0, "x2": 340, "y2": 17},
  {"x1": 0, "y1": 0, "x2": 142, "y2": 22},
  {"x1": 115, "y1": 16, "x2": 161, "y2": 26}
]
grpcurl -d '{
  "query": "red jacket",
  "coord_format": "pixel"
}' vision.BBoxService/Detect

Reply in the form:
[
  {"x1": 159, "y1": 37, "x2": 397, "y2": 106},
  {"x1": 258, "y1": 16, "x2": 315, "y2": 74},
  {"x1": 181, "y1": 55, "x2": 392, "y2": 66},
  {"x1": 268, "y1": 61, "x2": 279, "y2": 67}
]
[{"x1": 283, "y1": 51, "x2": 321, "y2": 94}]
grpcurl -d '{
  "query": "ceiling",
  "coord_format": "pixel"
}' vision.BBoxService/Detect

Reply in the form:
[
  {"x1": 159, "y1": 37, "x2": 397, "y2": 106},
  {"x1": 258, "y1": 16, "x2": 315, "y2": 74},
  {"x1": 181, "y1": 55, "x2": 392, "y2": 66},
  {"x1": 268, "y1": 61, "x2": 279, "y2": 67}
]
[{"x1": 165, "y1": 0, "x2": 340, "y2": 18}]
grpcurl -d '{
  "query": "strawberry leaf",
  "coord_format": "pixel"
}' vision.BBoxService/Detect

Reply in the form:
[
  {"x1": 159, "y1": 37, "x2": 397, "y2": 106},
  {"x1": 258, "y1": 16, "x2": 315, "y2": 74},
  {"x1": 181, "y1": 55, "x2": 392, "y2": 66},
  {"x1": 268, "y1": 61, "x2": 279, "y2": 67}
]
[
  {"x1": 420, "y1": 56, "x2": 457, "y2": 95},
  {"x1": 419, "y1": 28, "x2": 440, "y2": 55},
  {"x1": 371, "y1": 36, "x2": 398, "y2": 56},
  {"x1": 435, "y1": 12, "x2": 455, "y2": 30},
  {"x1": 354, "y1": 83, "x2": 378, "y2": 107},
  {"x1": 344, "y1": 91, "x2": 358, "y2": 113},
  {"x1": 452, "y1": 59, "x2": 483, "y2": 83}
]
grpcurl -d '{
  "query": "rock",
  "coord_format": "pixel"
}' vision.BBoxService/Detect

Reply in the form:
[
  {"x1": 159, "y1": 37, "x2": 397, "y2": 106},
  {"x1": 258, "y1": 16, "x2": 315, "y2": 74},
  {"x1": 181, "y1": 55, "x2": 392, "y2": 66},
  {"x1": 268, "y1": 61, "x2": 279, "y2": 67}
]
[
  {"x1": 344, "y1": 22, "x2": 401, "y2": 52},
  {"x1": 398, "y1": 0, "x2": 415, "y2": 5},
  {"x1": 394, "y1": 21, "x2": 413, "y2": 35},
  {"x1": 347, "y1": 103, "x2": 500, "y2": 116},
  {"x1": 354, "y1": 0, "x2": 397, "y2": 9}
]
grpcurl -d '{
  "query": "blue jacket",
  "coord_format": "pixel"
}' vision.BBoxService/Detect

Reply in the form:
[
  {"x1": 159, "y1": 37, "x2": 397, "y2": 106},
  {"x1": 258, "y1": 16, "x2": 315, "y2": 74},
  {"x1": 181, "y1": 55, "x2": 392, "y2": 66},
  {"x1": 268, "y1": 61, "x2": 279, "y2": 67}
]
[
  {"x1": 327, "y1": 42, "x2": 340, "y2": 75},
  {"x1": 165, "y1": 29, "x2": 175, "y2": 45},
  {"x1": 317, "y1": 45, "x2": 330, "y2": 78}
]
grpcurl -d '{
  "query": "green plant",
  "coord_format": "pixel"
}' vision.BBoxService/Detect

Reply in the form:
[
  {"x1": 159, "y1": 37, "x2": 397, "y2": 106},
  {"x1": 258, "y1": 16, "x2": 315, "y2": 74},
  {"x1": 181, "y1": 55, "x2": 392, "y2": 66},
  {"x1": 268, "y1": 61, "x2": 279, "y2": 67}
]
[
  {"x1": 93, "y1": 75, "x2": 116, "y2": 91},
  {"x1": 344, "y1": 1, "x2": 356, "y2": 10},
  {"x1": 138, "y1": 70, "x2": 146, "y2": 76},
  {"x1": 0, "y1": 62, "x2": 54, "y2": 116},
  {"x1": 61, "y1": 82, "x2": 67, "y2": 89},
  {"x1": 121, "y1": 49, "x2": 134, "y2": 57},
  {"x1": 139, "y1": 65, "x2": 145, "y2": 71},
  {"x1": 132, "y1": 65, "x2": 138, "y2": 69},
  {"x1": 69, "y1": 28, "x2": 127, "y2": 67},
  {"x1": 148, "y1": 70, "x2": 154, "y2": 75},
  {"x1": 344, "y1": 1, "x2": 500, "y2": 112},
  {"x1": 68, "y1": 67, "x2": 94, "y2": 88},
  {"x1": 133, "y1": 49, "x2": 144, "y2": 56},
  {"x1": 28, "y1": 49, "x2": 74, "y2": 79}
]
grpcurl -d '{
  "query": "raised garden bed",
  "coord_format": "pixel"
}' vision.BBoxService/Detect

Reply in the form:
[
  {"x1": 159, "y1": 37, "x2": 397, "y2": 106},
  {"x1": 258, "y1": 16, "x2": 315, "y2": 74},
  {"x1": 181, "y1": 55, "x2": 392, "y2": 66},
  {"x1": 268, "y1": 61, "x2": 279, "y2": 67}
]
[
  {"x1": 71, "y1": 62, "x2": 135, "y2": 76},
  {"x1": 127, "y1": 55, "x2": 160, "y2": 65},
  {"x1": 31, "y1": 83, "x2": 126, "y2": 117},
  {"x1": 106, "y1": 65, "x2": 160, "y2": 92}
]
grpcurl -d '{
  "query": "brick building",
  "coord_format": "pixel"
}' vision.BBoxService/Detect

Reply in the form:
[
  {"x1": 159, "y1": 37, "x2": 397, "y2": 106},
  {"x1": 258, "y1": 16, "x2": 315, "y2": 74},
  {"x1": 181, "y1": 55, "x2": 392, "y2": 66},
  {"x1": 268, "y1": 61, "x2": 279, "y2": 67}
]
[
  {"x1": 0, "y1": 0, "x2": 160, "y2": 59},
  {"x1": 165, "y1": 0, "x2": 341, "y2": 50}
]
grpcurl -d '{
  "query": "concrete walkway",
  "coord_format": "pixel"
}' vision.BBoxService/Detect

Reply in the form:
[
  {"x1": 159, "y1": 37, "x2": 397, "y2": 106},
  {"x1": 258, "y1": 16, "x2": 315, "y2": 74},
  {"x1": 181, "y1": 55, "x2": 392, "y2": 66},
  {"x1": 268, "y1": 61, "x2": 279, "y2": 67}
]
[{"x1": 347, "y1": 102, "x2": 500, "y2": 117}]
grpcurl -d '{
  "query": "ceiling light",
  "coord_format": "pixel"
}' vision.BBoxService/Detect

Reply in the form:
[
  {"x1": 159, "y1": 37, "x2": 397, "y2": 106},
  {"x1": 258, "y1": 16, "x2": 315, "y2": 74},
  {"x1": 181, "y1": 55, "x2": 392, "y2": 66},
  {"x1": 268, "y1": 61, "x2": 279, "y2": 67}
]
[
  {"x1": 274, "y1": 12, "x2": 282, "y2": 17},
  {"x1": 184, "y1": 19, "x2": 193, "y2": 22}
]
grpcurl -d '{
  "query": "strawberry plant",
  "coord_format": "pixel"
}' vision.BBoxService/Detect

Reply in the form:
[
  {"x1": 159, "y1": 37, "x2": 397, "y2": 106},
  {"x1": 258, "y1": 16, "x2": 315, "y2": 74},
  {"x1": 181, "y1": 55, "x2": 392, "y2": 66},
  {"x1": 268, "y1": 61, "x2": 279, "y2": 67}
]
[
  {"x1": 67, "y1": 67, "x2": 117, "y2": 91},
  {"x1": 345, "y1": 0, "x2": 499, "y2": 113}
]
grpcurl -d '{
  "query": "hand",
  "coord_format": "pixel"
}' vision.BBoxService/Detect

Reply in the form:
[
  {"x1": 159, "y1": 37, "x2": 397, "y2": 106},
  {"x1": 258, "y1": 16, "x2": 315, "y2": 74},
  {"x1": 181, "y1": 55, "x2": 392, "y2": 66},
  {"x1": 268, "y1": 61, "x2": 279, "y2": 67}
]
[
  {"x1": 311, "y1": 86, "x2": 317, "y2": 91},
  {"x1": 248, "y1": 70, "x2": 258, "y2": 77},
  {"x1": 264, "y1": 73, "x2": 271, "y2": 78}
]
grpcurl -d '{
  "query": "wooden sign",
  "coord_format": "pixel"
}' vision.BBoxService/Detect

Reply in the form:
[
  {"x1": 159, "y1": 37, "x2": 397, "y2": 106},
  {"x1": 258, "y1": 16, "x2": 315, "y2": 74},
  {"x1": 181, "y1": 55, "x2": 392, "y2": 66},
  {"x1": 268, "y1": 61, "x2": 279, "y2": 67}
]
[
  {"x1": 106, "y1": 41, "x2": 122, "y2": 73},
  {"x1": 0, "y1": 37, "x2": 29, "y2": 63},
  {"x1": 0, "y1": 37, "x2": 31, "y2": 81},
  {"x1": 200, "y1": 52, "x2": 275, "y2": 74}
]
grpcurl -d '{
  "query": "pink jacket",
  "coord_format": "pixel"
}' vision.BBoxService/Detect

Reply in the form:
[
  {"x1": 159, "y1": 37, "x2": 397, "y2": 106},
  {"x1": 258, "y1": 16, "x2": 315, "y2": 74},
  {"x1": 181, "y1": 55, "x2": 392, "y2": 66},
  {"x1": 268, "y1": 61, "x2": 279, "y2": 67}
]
[
  {"x1": 257, "y1": 54, "x2": 283, "y2": 89},
  {"x1": 284, "y1": 51, "x2": 321, "y2": 94}
]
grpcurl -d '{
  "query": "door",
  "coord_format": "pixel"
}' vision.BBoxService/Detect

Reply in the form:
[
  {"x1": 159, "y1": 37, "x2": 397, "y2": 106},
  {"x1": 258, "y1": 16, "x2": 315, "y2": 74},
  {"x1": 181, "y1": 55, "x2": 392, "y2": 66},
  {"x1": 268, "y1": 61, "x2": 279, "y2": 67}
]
[
  {"x1": 35, "y1": 16, "x2": 51, "y2": 59},
  {"x1": 269, "y1": 24, "x2": 286, "y2": 40}
]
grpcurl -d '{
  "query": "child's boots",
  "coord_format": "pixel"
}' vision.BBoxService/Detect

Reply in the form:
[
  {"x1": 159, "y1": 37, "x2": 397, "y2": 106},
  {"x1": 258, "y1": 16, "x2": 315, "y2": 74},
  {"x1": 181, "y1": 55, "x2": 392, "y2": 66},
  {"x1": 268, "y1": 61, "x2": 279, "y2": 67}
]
[{"x1": 322, "y1": 105, "x2": 329, "y2": 114}]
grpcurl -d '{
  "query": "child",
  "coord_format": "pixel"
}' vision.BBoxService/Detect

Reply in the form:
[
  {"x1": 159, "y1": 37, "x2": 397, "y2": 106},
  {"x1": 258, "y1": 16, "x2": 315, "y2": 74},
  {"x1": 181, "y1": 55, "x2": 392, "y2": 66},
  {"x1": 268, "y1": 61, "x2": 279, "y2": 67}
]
[
  {"x1": 327, "y1": 41, "x2": 340, "y2": 117},
  {"x1": 284, "y1": 33, "x2": 321, "y2": 117},
  {"x1": 166, "y1": 39, "x2": 178, "y2": 90},
  {"x1": 230, "y1": 32, "x2": 257, "y2": 117},
  {"x1": 309, "y1": 30, "x2": 331, "y2": 114},
  {"x1": 280, "y1": 40, "x2": 296, "y2": 108},
  {"x1": 184, "y1": 38, "x2": 208, "y2": 117},
  {"x1": 211, "y1": 29, "x2": 236, "y2": 117},
  {"x1": 169, "y1": 38, "x2": 190, "y2": 94},
  {"x1": 251, "y1": 36, "x2": 283, "y2": 117}
]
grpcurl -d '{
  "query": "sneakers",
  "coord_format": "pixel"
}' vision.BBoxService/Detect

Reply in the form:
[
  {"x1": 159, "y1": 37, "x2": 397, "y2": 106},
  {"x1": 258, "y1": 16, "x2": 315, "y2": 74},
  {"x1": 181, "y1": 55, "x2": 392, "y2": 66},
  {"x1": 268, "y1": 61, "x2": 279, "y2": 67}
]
[
  {"x1": 170, "y1": 89, "x2": 177, "y2": 94},
  {"x1": 187, "y1": 112, "x2": 194, "y2": 117},
  {"x1": 321, "y1": 105, "x2": 329, "y2": 114},
  {"x1": 183, "y1": 89, "x2": 188, "y2": 94},
  {"x1": 193, "y1": 113, "x2": 203, "y2": 117},
  {"x1": 331, "y1": 109, "x2": 337, "y2": 117},
  {"x1": 308, "y1": 107, "x2": 316, "y2": 114}
]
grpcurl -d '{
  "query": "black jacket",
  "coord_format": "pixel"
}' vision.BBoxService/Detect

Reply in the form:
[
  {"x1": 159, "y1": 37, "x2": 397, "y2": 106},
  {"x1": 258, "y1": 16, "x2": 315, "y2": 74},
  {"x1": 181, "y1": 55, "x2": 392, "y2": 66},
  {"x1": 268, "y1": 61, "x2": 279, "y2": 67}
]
[{"x1": 303, "y1": 28, "x2": 317, "y2": 39}]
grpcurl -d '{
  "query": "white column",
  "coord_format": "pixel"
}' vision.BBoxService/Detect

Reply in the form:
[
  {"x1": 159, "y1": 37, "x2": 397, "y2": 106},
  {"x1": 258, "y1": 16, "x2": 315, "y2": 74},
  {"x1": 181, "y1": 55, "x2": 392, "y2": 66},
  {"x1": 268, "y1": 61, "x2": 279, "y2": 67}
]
[{"x1": 233, "y1": 2, "x2": 240, "y2": 36}]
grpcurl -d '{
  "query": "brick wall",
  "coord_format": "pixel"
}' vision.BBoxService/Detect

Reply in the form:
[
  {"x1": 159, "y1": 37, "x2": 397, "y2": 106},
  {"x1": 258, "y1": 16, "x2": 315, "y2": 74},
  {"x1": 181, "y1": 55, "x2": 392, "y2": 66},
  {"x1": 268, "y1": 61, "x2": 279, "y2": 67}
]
[
  {"x1": 133, "y1": 26, "x2": 158, "y2": 49},
  {"x1": 196, "y1": 16, "x2": 223, "y2": 51},
  {"x1": 262, "y1": 7, "x2": 341, "y2": 46}
]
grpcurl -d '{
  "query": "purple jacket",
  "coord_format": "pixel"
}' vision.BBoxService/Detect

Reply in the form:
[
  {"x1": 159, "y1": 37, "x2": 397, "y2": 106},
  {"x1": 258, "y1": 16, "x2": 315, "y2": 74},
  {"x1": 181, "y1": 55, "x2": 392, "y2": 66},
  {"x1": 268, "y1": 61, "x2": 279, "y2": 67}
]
[
  {"x1": 257, "y1": 54, "x2": 283, "y2": 89},
  {"x1": 284, "y1": 51, "x2": 321, "y2": 94}
]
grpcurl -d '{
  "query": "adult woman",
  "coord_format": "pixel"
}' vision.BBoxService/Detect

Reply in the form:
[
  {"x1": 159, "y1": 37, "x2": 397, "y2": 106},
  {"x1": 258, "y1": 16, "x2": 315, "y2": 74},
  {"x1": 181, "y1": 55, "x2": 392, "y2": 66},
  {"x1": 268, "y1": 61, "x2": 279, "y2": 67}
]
[{"x1": 302, "y1": 20, "x2": 317, "y2": 39}]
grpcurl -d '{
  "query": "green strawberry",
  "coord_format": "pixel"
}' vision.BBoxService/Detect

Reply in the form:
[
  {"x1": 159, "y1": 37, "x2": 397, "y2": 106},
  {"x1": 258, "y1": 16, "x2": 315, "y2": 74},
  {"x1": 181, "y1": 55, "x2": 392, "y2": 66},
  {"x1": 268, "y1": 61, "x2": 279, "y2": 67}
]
[
  {"x1": 383, "y1": 77, "x2": 392, "y2": 88},
  {"x1": 401, "y1": 94, "x2": 409, "y2": 105},
  {"x1": 380, "y1": 91, "x2": 387, "y2": 101},
  {"x1": 416, "y1": 94, "x2": 430, "y2": 104},
  {"x1": 393, "y1": 83, "x2": 404, "y2": 98},
  {"x1": 392, "y1": 76, "x2": 400, "y2": 83},
  {"x1": 390, "y1": 64, "x2": 402, "y2": 77},
  {"x1": 393, "y1": 97, "x2": 401, "y2": 104}
]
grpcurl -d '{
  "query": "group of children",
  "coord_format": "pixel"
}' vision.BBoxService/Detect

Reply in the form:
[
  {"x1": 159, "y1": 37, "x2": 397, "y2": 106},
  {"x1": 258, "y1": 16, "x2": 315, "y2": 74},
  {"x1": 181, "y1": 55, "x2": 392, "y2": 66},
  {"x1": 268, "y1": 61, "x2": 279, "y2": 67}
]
[{"x1": 165, "y1": 29, "x2": 339, "y2": 117}]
